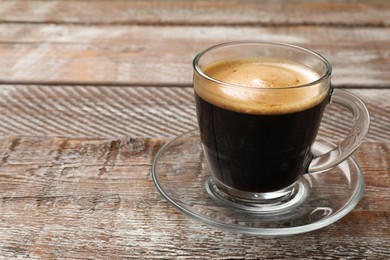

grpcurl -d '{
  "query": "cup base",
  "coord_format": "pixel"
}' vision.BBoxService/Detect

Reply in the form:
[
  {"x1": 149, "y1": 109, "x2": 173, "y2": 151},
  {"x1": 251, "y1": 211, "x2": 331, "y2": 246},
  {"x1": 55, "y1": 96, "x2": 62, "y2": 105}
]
[{"x1": 205, "y1": 177, "x2": 309, "y2": 213}]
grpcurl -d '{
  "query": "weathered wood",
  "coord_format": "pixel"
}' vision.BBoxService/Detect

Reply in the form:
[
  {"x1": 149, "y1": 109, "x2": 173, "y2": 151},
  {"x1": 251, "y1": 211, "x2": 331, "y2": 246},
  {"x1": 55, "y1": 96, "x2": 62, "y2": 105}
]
[
  {"x1": 0, "y1": 136, "x2": 388, "y2": 259},
  {"x1": 0, "y1": 24, "x2": 389, "y2": 86},
  {"x1": 0, "y1": 85, "x2": 388, "y2": 143},
  {"x1": 0, "y1": 0, "x2": 388, "y2": 26},
  {"x1": 0, "y1": 0, "x2": 388, "y2": 258}
]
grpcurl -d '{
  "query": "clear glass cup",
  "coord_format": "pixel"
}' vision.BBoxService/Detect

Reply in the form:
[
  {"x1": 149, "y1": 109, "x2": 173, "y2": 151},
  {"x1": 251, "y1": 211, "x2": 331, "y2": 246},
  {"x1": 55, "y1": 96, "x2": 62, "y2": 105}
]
[{"x1": 193, "y1": 41, "x2": 370, "y2": 212}]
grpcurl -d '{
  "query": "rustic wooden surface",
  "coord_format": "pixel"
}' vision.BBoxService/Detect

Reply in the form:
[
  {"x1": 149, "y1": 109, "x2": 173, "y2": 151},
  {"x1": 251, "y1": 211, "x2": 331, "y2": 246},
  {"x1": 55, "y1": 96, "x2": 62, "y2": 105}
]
[{"x1": 0, "y1": 1, "x2": 389, "y2": 259}]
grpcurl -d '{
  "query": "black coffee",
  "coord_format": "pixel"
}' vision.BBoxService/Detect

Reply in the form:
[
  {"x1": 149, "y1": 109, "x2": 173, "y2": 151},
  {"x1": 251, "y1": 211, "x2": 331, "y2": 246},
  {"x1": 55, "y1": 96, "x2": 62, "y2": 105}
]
[{"x1": 194, "y1": 57, "x2": 329, "y2": 193}]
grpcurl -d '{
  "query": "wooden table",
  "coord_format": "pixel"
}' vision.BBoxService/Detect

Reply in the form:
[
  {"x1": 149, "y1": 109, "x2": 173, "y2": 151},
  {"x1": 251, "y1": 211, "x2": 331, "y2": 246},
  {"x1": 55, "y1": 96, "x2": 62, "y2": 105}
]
[{"x1": 0, "y1": 1, "x2": 389, "y2": 259}]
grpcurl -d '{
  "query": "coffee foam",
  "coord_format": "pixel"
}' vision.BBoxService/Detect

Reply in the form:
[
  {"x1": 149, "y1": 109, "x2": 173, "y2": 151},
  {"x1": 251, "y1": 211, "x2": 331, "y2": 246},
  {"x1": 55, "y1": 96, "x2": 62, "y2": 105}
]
[{"x1": 194, "y1": 57, "x2": 328, "y2": 115}]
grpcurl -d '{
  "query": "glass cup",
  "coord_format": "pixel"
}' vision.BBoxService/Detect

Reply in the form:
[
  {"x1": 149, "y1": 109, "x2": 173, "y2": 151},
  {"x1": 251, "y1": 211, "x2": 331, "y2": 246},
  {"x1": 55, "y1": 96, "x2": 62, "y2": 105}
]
[{"x1": 193, "y1": 41, "x2": 370, "y2": 212}]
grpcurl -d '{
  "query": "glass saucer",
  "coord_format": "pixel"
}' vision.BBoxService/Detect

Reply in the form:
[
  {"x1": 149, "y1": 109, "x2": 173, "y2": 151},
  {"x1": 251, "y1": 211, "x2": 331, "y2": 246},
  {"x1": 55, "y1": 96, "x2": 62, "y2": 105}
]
[{"x1": 152, "y1": 129, "x2": 364, "y2": 236}]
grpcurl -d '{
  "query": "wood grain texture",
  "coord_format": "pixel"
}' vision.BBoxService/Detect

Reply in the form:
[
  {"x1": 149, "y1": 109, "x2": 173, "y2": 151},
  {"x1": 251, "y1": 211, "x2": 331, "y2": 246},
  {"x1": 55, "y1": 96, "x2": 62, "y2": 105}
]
[
  {"x1": 0, "y1": 85, "x2": 388, "y2": 143},
  {"x1": 0, "y1": 0, "x2": 389, "y2": 258},
  {"x1": 0, "y1": 136, "x2": 388, "y2": 259},
  {"x1": 0, "y1": 0, "x2": 389, "y2": 26},
  {"x1": 0, "y1": 24, "x2": 389, "y2": 86},
  {"x1": 0, "y1": 85, "x2": 196, "y2": 138}
]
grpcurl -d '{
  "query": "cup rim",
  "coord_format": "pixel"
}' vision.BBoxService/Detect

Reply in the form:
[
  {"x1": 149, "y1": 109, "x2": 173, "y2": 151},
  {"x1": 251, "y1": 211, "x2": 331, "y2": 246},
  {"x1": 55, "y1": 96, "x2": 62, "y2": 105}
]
[{"x1": 193, "y1": 41, "x2": 332, "y2": 90}]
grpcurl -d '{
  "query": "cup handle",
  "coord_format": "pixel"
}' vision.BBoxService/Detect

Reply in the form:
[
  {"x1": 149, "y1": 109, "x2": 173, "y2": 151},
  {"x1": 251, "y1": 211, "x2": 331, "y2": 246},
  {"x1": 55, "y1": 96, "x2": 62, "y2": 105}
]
[{"x1": 308, "y1": 89, "x2": 370, "y2": 173}]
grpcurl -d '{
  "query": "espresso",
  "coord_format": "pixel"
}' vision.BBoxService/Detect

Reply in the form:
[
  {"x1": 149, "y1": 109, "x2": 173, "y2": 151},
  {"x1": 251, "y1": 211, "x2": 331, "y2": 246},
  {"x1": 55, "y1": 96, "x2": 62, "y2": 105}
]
[{"x1": 195, "y1": 57, "x2": 329, "y2": 193}]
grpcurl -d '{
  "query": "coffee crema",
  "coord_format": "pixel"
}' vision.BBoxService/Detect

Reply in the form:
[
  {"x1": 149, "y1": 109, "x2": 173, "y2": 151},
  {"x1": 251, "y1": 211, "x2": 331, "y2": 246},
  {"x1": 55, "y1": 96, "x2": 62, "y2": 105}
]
[{"x1": 194, "y1": 57, "x2": 328, "y2": 115}]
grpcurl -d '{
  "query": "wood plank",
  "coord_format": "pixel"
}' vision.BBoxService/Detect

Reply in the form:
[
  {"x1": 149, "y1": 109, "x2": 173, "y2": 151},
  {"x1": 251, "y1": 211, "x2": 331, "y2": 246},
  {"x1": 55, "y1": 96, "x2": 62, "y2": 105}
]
[
  {"x1": 0, "y1": 136, "x2": 388, "y2": 258},
  {"x1": 0, "y1": 0, "x2": 388, "y2": 26},
  {"x1": 0, "y1": 86, "x2": 388, "y2": 143},
  {"x1": 0, "y1": 24, "x2": 389, "y2": 86},
  {"x1": 0, "y1": 85, "x2": 197, "y2": 138}
]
